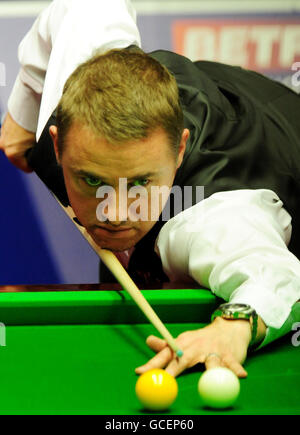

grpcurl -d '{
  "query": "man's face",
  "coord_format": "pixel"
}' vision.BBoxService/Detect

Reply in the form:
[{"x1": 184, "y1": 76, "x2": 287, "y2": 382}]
[{"x1": 50, "y1": 123, "x2": 188, "y2": 252}]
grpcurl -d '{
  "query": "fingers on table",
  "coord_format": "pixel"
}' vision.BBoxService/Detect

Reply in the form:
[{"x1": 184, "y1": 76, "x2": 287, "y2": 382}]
[
  {"x1": 164, "y1": 351, "x2": 196, "y2": 377},
  {"x1": 135, "y1": 345, "x2": 173, "y2": 374},
  {"x1": 135, "y1": 335, "x2": 195, "y2": 378},
  {"x1": 135, "y1": 336, "x2": 170, "y2": 374},
  {"x1": 146, "y1": 335, "x2": 168, "y2": 353},
  {"x1": 205, "y1": 353, "x2": 248, "y2": 378},
  {"x1": 135, "y1": 334, "x2": 248, "y2": 379}
]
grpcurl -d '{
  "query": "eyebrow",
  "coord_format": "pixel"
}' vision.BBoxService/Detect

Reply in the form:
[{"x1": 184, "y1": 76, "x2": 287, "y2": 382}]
[{"x1": 72, "y1": 169, "x2": 158, "y2": 183}]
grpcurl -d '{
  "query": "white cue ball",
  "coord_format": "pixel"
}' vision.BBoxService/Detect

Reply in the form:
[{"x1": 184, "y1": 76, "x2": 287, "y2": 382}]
[{"x1": 198, "y1": 368, "x2": 240, "y2": 409}]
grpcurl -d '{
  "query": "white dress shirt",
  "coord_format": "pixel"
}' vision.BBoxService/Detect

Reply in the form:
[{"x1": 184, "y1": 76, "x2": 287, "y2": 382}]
[
  {"x1": 8, "y1": 0, "x2": 141, "y2": 140},
  {"x1": 156, "y1": 190, "x2": 300, "y2": 346}
]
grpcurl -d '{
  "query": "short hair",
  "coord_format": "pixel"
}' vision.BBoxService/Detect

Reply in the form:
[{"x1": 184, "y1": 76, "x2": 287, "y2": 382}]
[{"x1": 56, "y1": 47, "x2": 184, "y2": 156}]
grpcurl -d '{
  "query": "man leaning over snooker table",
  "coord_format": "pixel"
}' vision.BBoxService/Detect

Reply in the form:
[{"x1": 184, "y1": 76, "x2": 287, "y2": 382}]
[{"x1": 0, "y1": 0, "x2": 300, "y2": 381}]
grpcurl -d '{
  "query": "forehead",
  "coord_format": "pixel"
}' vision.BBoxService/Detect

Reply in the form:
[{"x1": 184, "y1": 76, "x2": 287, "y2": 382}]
[{"x1": 62, "y1": 123, "x2": 175, "y2": 178}]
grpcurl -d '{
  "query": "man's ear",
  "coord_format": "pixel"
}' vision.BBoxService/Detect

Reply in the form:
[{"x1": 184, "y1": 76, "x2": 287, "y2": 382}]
[
  {"x1": 176, "y1": 128, "x2": 190, "y2": 170},
  {"x1": 49, "y1": 125, "x2": 60, "y2": 164}
]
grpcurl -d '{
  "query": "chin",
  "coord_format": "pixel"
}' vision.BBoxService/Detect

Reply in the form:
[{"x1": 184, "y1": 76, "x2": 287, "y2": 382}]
[{"x1": 91, "y1": 235, "x2": 138, "y2": 252}]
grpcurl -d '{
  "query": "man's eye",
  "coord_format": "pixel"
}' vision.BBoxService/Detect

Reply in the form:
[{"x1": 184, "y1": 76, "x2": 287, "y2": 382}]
[
  {"x1": 131, "y1": 179, "x2": 149, "y2": 187},
  {"x1": 84, "y1": 176, "x2": 102, "y2": 187}
]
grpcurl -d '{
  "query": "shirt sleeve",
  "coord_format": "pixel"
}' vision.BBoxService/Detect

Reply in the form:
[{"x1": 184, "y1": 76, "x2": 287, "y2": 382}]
[
  {"x1": 257, "y1": 301, "x2": 300, "y2": 349},
  {"x1": 7, "y1": 0, "x2": 141, "y2": 137},
  {"x1": 155, "y1": 189, "x2": 300, "y2": 337},
  {"x1": 7, "y1": 0, "x2": 55, "y2": 132}
]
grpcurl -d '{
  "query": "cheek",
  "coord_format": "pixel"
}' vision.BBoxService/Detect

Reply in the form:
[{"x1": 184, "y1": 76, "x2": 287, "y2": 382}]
[
  {"x1": 127, "y1": 186, "x2": 171, "y2": 223},
  {"x1": 69, "y1": 194, "x2": 98, "y2": 225},
  {"x1": 148, "y1": 181, "x2": 176, "y2": 219},
  {"x1": 63, "y1": 175, "x2": 98, "y2": 223}
]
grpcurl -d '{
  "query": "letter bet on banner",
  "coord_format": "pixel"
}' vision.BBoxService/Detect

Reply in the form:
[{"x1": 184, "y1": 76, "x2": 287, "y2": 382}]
[{"x1": 172, "y1": 18, "x2": 300, "y2": 92}]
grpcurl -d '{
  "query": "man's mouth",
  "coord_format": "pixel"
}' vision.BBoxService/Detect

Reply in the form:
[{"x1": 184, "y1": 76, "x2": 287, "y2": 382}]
[
  {"x1": 98, "y1": 225, "x2": 132, "y2": 232},
  {"x1": 91, "y1": 225, "x2": 135, "y2": 239}
]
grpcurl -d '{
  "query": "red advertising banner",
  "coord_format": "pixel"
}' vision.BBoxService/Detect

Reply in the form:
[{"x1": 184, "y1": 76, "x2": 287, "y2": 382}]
[{"x1": 173, "y1": 19, "x2": 300, "y2": 73}]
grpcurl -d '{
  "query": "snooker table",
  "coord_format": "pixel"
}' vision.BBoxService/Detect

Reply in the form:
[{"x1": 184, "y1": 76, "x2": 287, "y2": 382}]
[{"x1": 0, "y1": 283, "x2": 299, "y2": 416}]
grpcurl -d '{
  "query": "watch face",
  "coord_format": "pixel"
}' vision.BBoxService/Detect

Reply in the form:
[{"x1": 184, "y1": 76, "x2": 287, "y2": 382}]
[{"x1": 220, "y1": 304, "x2": 255, "y2": 316}]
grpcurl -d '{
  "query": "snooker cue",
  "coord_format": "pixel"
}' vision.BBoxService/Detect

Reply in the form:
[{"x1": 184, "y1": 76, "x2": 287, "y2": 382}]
[{"x1": 52, "y1": 194, "x2": 183, "y2": 357}]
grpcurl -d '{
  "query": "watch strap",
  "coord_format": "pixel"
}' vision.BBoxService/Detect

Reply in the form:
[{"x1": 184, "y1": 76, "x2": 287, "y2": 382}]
[{"x1": 211, "y1": 304, "x2": 258, "y2": 347}]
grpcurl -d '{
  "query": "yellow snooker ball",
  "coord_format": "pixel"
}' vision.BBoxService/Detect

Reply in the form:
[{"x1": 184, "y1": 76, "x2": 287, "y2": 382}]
[{"x1": 135, "y1": 369, "x2": 178, "y2": 411}]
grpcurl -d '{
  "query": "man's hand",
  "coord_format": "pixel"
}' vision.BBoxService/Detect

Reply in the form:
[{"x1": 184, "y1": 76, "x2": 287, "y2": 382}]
[
  {"x1": 0, "y1": 113, "x2": 35, "y2": 173},
  {"x1": 135, "y1": 317, "x2": 256, "y2": 378}
]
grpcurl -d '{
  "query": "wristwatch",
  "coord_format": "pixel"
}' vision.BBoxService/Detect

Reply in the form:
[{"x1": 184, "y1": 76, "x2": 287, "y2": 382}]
[{"x1": 211, "y1": 303, "x2": 258, "y2": 347}]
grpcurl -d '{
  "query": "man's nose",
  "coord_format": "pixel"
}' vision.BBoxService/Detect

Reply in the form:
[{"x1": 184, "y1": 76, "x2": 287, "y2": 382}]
[
  {"x1": 103, "y1": 190, "x2": 129, "y2": 225},
  {"x1": 96, "y1": 186, "x2": 127, "y2": 223}
]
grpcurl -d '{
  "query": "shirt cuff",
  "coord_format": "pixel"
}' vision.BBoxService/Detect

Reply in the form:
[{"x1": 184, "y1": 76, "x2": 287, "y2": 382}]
[
  {"x1": 229, "y1": 280, "x2": 299, "y2": 329},
  {"x1": 256, "y1": 302, "x2": 300, "y2": 349},
  {"x1": 7, "y1": 73, "x2": 41, "y2": 134}
]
